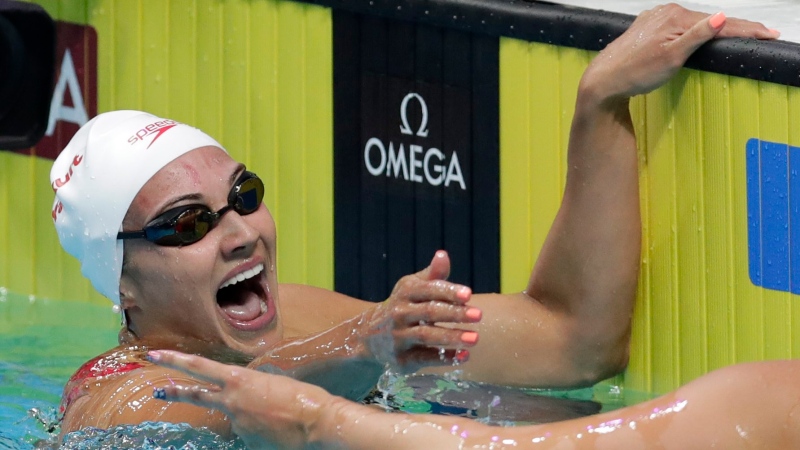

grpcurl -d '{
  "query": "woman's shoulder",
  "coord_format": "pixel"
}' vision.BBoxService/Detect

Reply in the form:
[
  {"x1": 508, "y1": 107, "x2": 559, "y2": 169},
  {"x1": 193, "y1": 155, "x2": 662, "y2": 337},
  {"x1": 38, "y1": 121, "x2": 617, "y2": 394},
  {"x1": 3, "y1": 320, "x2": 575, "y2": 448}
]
[
  {"x1": 58, "y1": 343, "x2": 230, "y2": 438},
  {"x1": 59, "y1": 344, "x2": 150, "y2": 416},
  {"x1": 279, "y1": 283, "x2": 374, "y2": 336}
]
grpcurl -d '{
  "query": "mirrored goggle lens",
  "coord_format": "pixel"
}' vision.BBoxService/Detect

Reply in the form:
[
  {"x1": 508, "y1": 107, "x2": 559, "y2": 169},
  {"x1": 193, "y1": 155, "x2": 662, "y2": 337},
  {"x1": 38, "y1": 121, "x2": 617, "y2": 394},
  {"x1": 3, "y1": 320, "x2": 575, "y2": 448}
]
[
  {"x1": 233, "y1": 175, "x2": 264, "y2": 214},
  {"x1": 146, "y1": 207, "x2": 212, "y2": 246}
]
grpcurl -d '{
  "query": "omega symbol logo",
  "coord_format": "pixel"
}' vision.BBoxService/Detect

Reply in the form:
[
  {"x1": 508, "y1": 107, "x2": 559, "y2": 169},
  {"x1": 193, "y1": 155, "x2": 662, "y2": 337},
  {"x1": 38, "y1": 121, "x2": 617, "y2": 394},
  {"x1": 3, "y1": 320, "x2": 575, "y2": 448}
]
[
  {"x1": 362, "y1": 91, "x2": 466, "y2": 190},
  {"x1": 399, "y1": 93, "x2": 429, "y2": 137}
]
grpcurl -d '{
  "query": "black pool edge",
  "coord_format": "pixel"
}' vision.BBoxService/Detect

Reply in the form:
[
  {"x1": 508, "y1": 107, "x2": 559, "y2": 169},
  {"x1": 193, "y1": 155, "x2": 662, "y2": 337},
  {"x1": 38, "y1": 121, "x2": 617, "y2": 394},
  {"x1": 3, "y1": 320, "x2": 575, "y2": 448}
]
[{"x1": 297, "y1": 0, "x2": 800, "y2": 88}]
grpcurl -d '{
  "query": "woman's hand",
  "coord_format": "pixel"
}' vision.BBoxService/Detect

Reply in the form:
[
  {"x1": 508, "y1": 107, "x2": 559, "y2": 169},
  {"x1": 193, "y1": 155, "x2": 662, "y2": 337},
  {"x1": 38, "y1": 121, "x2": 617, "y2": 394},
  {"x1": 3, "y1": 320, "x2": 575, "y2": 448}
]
[
  {"x1": 581, "y1": 4, "x2": 779, "y2": 104},
  {"x1": 149, "y1": 350, "x2": 330, "y2": 450},
  {"x1": 358, "y1": 250, "x2": 481, "y2": 373},
  {"x1": 245, "y1": 250, "x2": 480, "y2": 400}
]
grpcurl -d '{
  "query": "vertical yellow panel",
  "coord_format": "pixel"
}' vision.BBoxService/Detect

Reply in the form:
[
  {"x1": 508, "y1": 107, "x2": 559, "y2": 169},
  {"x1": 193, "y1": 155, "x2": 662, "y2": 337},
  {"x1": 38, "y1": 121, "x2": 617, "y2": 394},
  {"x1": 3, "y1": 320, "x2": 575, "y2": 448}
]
[
  {"x1": 499, "y1": 38, "x2": 533, "y2": 292},
  {"x1": 58, "y1": 0, "x2": 88, "y2": 25},
  {"x1": 700, "y1": 72, "x2": 733, "y2": 372},
  {"x1": 195, "y1": 0, "x2": 222, "y2": 137},
  {"x1": 729, "y1": 76, "x2": 764, "y2": 363},
  {"x1": 247, "y1": 0, "x2": 278, "y2": 205},
  {"x1": 642, "y1": 77, "x2": 679, "y2": 394},
  {"x1": 89, "y1": 0, "x2": 114, "y2": 114},
  {"x1": 673, "y1": 71, "x2": 707, "y2": 384},
  {"x1": 140, "y1": 0, "x2": 170, "y2": 114},
  {"x1": 757, "y1": 82, "x2": 792, "y2": 361},
  {"x1": 33, "y1": 157, "x2": 60, "y2": 300},
  {"x1": 166, "y1": 0, "x2": 197, "y2": 121},
  {"x1": 112, "y1": 0, "x2": 142, "y2": 109},
  {"x1": 499, "y1": 40, "x2": 592, "y2": 296},
  {"x1": 220, "y1": 0, "x2": 249, "y2": 160},
  {"x1": 627, "y1": 94, "x2": 652, "y2": 392},
  {"x1": 303, "y1": 6, "x2": 333, "y2": 289},
  {"x1": 275, "y1": 1, "x2": 307, "y2": 284},
  {"x1": 7, "y1": 154, "x2": 35, "y2": 295}
]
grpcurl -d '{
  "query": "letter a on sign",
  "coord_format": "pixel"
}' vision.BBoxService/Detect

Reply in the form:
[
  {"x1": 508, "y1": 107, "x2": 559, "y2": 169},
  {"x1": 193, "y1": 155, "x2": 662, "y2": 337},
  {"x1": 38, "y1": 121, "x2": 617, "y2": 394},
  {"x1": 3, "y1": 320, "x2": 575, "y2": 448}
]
[{"x1": 46, "y1": 49, "x2": 89, "y2": 136}]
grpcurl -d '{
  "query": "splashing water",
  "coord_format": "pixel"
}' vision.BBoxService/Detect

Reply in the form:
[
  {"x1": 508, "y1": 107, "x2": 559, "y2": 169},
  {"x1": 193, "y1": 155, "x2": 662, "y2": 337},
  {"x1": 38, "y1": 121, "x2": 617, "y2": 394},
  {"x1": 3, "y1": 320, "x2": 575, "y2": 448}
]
[{"x1": 58, "y1": 422, "x2": 246, "y2": 450}]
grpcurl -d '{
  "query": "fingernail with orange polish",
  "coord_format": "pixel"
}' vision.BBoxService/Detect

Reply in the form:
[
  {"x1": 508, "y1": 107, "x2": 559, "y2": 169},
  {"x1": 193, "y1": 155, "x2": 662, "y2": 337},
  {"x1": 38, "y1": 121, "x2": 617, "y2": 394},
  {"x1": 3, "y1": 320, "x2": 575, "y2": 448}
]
[
  {"x1": 465, "y1": 307, "x2": 482, "y2": 321},
  {"x1": 457, "y1": 287, "x2": 472, "y2": 301},
  {"x1": 709, "y1": 12, "x2": 726, "y2": 29},
  {"x1": 461, "y1": 331, "x2": 479, "y2": 344},
  {"x1": 455, "y1": 349, "x2": 470, "y2": 363}
]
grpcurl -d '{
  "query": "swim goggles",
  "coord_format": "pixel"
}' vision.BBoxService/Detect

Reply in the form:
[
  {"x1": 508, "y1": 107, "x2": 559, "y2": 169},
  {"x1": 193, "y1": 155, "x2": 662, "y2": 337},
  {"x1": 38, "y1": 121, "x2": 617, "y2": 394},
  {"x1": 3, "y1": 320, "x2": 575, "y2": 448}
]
[{"x1": 117, "y1": 171, "x2": 264, "y2": 246}]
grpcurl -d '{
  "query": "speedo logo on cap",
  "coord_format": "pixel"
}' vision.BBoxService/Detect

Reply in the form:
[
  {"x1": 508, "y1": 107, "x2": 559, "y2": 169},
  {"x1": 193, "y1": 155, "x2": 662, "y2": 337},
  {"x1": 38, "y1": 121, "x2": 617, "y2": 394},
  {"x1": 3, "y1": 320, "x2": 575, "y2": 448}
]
[{"x1": 127, "y1": 119, "x2": 179, "y2": 149}]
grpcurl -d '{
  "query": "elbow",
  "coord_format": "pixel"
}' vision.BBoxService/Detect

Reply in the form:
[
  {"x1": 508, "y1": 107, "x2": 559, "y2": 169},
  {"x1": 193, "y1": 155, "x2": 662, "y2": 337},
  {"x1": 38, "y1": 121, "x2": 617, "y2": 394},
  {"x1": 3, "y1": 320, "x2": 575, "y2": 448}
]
[
  {"x1": 566, "y1": 328, "x2": 631, "y2": 388},
  {"x1": 583, "y1": 345, "x2": 630, "y2": 387}
]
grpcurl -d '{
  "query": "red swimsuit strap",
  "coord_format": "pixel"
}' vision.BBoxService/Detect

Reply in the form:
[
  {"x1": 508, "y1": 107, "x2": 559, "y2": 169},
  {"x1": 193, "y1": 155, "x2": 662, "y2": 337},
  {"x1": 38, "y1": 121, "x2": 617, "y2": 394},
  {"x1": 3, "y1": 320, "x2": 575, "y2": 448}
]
[{"x1": 59, "y1": 354, "x2": 145, "y2": 416}]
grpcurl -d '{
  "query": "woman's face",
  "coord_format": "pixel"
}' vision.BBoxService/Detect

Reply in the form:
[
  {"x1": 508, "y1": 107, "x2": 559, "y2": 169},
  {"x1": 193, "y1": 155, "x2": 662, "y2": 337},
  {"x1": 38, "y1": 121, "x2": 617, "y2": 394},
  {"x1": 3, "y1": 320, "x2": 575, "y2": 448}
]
[{"x1": 119, "y1": 146, "x2": 281, "y2": 360}]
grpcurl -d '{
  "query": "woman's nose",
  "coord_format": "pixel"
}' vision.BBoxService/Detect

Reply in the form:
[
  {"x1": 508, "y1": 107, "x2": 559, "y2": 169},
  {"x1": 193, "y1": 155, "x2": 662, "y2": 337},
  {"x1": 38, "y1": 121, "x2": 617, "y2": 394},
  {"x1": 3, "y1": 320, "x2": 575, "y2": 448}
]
[{"x1": 217, "y1": 208, "x2": 260, "y2": 257}]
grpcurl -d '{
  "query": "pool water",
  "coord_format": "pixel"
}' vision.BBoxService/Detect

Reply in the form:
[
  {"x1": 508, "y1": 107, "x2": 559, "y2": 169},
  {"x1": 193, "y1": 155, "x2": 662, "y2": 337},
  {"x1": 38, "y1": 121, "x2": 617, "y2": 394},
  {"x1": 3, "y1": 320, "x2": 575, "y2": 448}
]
[
  {"x1": 0, "y1": 289, "x2": 649, "y2": 449},
  {"x1": 0, "y1": 289, "x2": 118, "y2": 448}
]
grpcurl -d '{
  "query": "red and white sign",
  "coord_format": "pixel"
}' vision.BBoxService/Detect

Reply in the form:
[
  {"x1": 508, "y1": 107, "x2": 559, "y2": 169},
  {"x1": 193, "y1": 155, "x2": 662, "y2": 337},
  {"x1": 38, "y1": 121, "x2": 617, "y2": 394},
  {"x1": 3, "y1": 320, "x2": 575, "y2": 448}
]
[{"x1": 16, "y1": 21, "x2": 97, "y2": 160}]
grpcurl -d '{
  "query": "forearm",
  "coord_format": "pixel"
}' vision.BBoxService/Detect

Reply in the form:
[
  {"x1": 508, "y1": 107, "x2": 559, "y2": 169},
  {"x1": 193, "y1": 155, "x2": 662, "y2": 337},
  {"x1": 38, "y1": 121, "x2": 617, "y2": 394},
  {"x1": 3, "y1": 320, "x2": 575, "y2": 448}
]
[
  {"x1": 250, "y1": 314, "x2": 384, "y2": 401},
  {"x1": 312, "y1": 361, "x2": 800, "y2": 450}
]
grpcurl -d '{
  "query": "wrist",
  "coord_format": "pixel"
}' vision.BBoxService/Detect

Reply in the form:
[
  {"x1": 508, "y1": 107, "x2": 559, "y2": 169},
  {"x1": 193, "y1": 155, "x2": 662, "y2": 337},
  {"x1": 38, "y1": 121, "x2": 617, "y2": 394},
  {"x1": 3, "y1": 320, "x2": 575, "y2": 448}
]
[
  {"x1": 354, "y1": 303, "x2": 394, "y2": 364},
  {"x1": 577, "y1": 64, "x2": 631, "y2": 113},
  {"x1": 305, "y1": 395, "x2": 360, "y2": 448}
]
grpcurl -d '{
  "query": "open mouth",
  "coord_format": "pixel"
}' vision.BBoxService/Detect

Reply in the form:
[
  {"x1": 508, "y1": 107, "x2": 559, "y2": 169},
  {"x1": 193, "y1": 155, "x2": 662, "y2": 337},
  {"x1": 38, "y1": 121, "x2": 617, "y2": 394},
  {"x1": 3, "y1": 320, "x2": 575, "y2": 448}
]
[{"x1": 216, "y1": 263, "x2": 274, "y2": 331}]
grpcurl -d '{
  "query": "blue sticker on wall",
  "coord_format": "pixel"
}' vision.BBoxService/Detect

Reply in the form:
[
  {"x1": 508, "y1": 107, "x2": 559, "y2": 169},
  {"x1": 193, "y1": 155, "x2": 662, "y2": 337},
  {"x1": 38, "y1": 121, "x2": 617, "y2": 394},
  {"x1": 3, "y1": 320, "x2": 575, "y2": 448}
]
[{"x1": 746, "y1": 138, "x2": 800, "y2": 294}]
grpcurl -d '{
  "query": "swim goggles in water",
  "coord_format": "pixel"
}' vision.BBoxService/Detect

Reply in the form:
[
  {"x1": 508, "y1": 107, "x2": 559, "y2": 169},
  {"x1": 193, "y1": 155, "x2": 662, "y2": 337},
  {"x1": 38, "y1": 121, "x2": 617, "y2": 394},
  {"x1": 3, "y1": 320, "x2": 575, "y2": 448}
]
[{"x1": 117, "y1": 171, "x2": 264, "y2": 246}]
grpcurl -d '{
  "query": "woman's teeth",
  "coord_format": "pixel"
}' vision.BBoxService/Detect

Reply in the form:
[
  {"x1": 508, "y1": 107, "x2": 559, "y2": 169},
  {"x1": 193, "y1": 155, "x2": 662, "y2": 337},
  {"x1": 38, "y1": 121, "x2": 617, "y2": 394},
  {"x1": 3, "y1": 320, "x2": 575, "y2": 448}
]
[{"x1": 220, "y1": 263, "x2": 265, "y2": 289}]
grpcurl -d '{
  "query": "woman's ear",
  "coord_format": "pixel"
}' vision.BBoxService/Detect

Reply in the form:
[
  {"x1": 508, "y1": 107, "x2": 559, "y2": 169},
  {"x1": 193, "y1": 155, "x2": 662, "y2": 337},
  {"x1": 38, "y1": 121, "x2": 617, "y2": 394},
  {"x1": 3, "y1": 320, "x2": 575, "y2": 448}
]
[
  {"x1": 119, "y1": 273, "x2": 138, "y2": 309},
  {"x1": 118, "y1": 277, "x2": 139, "y2": 334}
]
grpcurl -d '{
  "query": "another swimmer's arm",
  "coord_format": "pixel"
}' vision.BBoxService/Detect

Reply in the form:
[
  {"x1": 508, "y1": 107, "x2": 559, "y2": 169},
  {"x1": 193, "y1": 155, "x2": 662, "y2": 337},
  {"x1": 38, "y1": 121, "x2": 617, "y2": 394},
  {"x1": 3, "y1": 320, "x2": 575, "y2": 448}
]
[
  {"x1": 153, "y1": 351, "x2": 800, "y2": 449},
  {"x1": 313, "y1": 361, "x2": 800, "y2": 449}
]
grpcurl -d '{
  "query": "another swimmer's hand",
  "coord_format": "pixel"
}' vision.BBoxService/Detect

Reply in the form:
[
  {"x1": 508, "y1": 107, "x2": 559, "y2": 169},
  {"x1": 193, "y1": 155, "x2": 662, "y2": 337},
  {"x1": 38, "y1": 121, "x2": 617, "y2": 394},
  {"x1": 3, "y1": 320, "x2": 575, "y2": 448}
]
[
  {"x1": 149, "y1": 350, "x2": 331, "y2": 450},
  {"x1": 581, "y1": 4, "x2": 779, "y2": 105},
  {"x1": 360, "y1": 250, "x2": 481, "y2": 373}
]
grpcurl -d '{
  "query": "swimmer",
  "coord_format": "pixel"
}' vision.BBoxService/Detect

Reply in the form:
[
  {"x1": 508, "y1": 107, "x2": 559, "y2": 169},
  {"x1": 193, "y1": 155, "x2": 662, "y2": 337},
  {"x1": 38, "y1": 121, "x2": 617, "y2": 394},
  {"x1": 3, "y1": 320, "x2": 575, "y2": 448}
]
[
  {"x1": 52, "y1": 1, "x2": 778, "y2": 442},
  {"x1": 151, "y1": 349, "x2": 800, "y2": 449}
]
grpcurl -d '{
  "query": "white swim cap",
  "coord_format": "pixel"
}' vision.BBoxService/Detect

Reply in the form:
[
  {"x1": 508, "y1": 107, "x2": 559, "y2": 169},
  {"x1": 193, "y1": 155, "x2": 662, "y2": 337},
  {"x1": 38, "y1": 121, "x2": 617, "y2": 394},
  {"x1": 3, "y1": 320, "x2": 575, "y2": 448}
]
[{"x1": 50, "y1": 110, "x2": 225, "y2": 304}]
